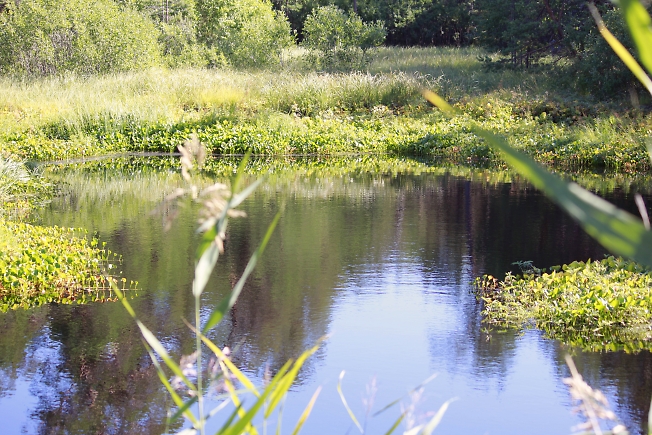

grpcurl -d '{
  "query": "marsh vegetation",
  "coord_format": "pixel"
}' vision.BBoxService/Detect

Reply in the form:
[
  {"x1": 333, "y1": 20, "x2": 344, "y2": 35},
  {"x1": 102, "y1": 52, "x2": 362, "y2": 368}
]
[{"x1": 2, "y1": 0, "x2": 652, "y2": 433}]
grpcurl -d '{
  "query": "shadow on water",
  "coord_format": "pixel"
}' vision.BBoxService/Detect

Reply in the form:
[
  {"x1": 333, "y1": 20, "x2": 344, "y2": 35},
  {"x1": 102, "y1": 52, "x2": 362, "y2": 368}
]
[{"x1": 1, "y1": 156, "x2": 651, "y2": 434}]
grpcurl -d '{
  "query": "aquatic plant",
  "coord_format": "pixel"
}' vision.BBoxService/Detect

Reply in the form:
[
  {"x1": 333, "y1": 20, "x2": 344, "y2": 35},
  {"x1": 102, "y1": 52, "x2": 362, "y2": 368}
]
[
  {"x1": 0, "y1": 220, "x2": 134, "y2": 311},
  {"x1": 476, "y1": 256, "x2": 652, "y2": 352}
]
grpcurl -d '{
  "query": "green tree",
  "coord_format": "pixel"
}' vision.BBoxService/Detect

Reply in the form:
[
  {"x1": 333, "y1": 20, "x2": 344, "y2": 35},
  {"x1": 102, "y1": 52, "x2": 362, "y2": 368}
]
[
  {"x1": 0, "y1": 0, "x2": 162, "y2": 76},
  {"x1": 196, "y1": 0, "x2": 294, "y2": 68},
  {"x1": 301, "y1": 5, "x2": 385, "y2": 69},
  {"x1": 474, "y1": 0, "x2": 608, "y2": 67}
]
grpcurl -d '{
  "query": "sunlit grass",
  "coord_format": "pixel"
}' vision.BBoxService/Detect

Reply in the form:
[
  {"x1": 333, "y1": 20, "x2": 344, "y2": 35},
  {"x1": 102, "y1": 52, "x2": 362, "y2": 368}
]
[{"x1": 1, "y1": 46, "x2": 650, "y2": 170}]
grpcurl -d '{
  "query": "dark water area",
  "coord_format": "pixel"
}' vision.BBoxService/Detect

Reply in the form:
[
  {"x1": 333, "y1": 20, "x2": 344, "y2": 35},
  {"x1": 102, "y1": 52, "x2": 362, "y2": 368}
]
[{"x1": 1, "y1": 158, "x2": 652, "y2": 434}]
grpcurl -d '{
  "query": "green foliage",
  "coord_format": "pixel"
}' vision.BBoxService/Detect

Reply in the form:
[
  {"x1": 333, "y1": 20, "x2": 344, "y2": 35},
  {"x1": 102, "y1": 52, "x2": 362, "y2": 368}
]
[
  {"x1": 0, "y1": 220, "x2": 135, "y2": 311},
  {"x1": 573, "y1": 9, "x2": 642, "y2": 99},
  {"x1": 196, "y1": 0, "x2": 294, "y2": 68},
  {"x1": 425, "y1": 0, "x2": 652, "y2": 352},
  {"x1": 301, "y1": 5, "x2": 385, "y2": 69},
  {"x1": 474, "y1": 0, "x2": 591, "y2": 67},
  {"x1": 0, "y1": 156, "x2": 53, "y2": 216},
  {"x1": 378, "y1": 0, "x2": 473, "y2": 46},
  {"x1": 476, "y1": 257, "x2": 652, "y2": 352},
  {"x1": 0, "y1": 0, "x2": 162, "y2": 76}
]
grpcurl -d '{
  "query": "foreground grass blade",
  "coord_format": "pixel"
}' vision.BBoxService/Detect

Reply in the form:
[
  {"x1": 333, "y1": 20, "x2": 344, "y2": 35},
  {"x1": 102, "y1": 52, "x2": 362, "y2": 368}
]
[
  {"x1": 291, "y1": 386, "x2": 322, "y2": 435},
  {"x1": 198, "y1": 333, "x2": 260, "y2": 397},
  {"x1": 382, "y1": 413, "x2": 405, "y2": 435},
  {"x1": 265, "y1": 342, "x2": 321, "y2": 417},
  {"x1": 337, "y1": 371, "x2": 364, "y2": 434},
  {"x1": 218, "y1": 368, "x2": 287, "y2": 435},
  {"x1": 229, "y1": 178, "x2": 264, "y2": 211},
  {"x1": 203, "y1": 211, "x2": 281, "y2": 333},
  {"x1": 216, "y1": 404, "x2": 244, "y2": 435},
  {"x1": 418, "y1": 399, "x2": 454, "y2": 435},
  {"x1": 588, "y1": 3, "x2": 652, "y2": 96},
  {"x1": 169, "y1": 395, "x2": 199, "y2": 426},
  {"x1": 231, "y1": 151, "x2": 252, "y2": 195},
  {"x1": 423, "y1": 91, "x2": 652, "y2": 268},
  {"x1": 373, "y1": 373, "x2": 438, "y2": 417},
  {"x1": 112, "y1": 283, "x2": 197, "y2": 391},
  {"x1": 193, "y1": 242, "x2": 219, "y2": 297},
  {"x1": 619, "y1": 0, "x2": 652, "y2": 76},
  {"x1": 648, "y1": 395, "x2": 652, "y2": 435},
  {"x1": 220, "y1": 361, "x2": 260, "y2": 435},
  {"x1": 144, "y1": 343, "x2": 200, "y2": 427}
]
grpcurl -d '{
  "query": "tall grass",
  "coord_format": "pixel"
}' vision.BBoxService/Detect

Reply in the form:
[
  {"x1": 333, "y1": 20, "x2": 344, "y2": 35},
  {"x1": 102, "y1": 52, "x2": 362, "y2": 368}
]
[{"x1": 0, "y1": 46, "x2": 572, "y2": 135}]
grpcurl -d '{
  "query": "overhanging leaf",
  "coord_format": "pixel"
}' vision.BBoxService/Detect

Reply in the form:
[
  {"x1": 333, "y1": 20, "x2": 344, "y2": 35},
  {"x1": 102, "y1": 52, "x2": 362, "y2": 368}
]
[
  {"x1": 193, "y1": 242, "x2": 219, "y2": 298},
  {"x1": 589, "y1": 3, "x2": 652, "y2": 96},
  {"x1": 619, "y1": 0, "x2": 652, "y2": 76}
]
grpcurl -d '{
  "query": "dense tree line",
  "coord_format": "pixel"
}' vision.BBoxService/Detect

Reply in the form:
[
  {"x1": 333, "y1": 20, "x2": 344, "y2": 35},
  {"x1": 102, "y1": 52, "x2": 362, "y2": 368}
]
[{"x1": 0, "y1": 0, "x2": 646, "y2": 98}]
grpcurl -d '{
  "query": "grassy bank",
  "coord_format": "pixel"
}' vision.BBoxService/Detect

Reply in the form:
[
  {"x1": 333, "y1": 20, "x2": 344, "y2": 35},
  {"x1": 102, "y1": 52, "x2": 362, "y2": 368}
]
[
  {"x1": 1, "y1": 47, "x2": 650, "y2": 171},
  {"x1": 476, "y1": 257, "x2": 652, "y2": 353}
]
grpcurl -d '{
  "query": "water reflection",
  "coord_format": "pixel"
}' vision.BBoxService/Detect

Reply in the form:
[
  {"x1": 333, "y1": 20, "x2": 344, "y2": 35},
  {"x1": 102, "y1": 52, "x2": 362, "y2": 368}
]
[{"x1": 0, "y1": 159, "x2": 650, "y2": 434}]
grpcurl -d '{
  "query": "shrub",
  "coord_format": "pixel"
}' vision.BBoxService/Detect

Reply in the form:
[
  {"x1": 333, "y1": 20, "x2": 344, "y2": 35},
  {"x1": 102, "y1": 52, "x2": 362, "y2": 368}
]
[
  {"x1": 572, "y1": 9, "x2": 642, "y2": 100},
  {"x1": 0, "y1": 0, "x2": 162, "y2": 76},
  {"x1": 301, "y1": 5, "x2": 386, "y2": 70},
  {"x1": 196, "y1": 0, "x2": 294, "y2": 68}
]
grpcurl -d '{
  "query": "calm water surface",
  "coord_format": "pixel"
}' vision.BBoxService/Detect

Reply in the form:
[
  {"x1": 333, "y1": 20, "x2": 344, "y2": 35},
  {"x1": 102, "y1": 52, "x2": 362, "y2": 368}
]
[{"x1": 1, "y1": 158, "x2": 651, "y2": 435}]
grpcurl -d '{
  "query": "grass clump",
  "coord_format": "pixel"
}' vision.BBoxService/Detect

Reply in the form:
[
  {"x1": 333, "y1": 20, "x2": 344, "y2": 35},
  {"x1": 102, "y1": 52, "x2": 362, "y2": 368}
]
[
  {"x1": 0, "y1": 220, "x2": 135, "y2": 311},
  {"x1": 0, "y1": 155, "x2": 53, "y2": 217},
  {"x1": 476, "y1": 256, "x2": 652, "y2": 352}
]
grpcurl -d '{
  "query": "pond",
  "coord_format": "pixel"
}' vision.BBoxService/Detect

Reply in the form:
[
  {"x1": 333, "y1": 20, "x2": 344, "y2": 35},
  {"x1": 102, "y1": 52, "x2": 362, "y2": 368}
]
[{"x1": 1, "y1": 156, "x2": 651, "y2": 435}]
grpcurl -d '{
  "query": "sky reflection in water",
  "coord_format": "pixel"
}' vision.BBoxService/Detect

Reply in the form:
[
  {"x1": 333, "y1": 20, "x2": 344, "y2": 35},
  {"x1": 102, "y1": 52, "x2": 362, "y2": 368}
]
[{"x1": 0, "y1": 159, "x2": 650, "y2": 434}]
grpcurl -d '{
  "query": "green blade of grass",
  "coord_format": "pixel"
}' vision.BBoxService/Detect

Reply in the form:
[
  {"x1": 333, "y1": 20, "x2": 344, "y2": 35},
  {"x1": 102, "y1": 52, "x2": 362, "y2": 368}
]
[
  {"x1": 137, "y1": 319, "x2": 197, "y2": 391},
  {"x1": 373, "y1": 373, "x2": 438, "y2": 417},
  {"x1": 112, "y1": 282, "x2": 197, "y2": 391},
  {"x1": 218, "y1": 368, "x2": 287, "y2": 435},
  {"x1": 203, "y1": 211, "x2": 281, "y2": 332},
  {"x1": 208, "y1": 398, "x2": 233, "y2": 420},
  {"x1": 169, "y1": 395, "x2": 199, "y2": 426},
  {"x1": 196, "y1": 226, "x2": 218, "y2": 261},
  {"x1": 383, "y1": 413, "x2": 405, "y2": 435},
  {"x1": 198, "y1": 333, "x2": 260, "y2": 397},
  {"x1": 337, "y1": 371, "x2": 363, "y2": 434},
  {"x1": 143, "y1": 343, "x2": 199, "y2": 427},
  {"x1": 424, "y1": 90, "x2": 652, "y2": 268},
  {"x1": 290, "y1": 386, "x2": 322, "y2": 435},
  {"x1": 229, "y1": 178, "x2": 264, "y2": 210},
  {"x1": 215, "y1": 403, "x2": 245, "y2": 435},
  {"x1": 418, "y1": 399, "x2": 454, "y2": 435},
  {"x1": 220, "y1": 361, "x2": 260, "y2": 435},
  {"x1": 589, "y1": 3, "x2": 652, "y2": 96},
  {"x1": 619, "y1": 0, "x2": 652, "y2": 76},
  {"x1": 265, "y1": 342, "x2": 321, "y2": 418},
  {"x1": 231, "y1": 151, "x2": 252, "y2": 195},
  {"x1": 648, "y1": 394, "x2": 652, "y2": 435},
  {"x1": 275, "y1": 398, "x2": 285, "y2": 435},
  {"x1": 193, "y1": 242, "x2": 219, "y2": 297}
]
